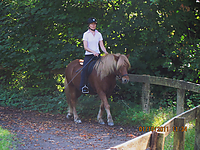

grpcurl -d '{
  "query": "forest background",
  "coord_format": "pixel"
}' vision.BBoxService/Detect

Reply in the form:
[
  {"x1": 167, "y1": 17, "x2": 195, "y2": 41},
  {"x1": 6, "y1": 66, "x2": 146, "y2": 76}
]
[{"x1": 0, "y1": 0, "x2": 199, "y2": 125}]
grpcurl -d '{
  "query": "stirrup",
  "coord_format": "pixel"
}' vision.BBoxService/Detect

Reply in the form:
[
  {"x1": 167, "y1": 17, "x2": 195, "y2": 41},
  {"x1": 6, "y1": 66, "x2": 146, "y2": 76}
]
[{"x1": 82, "y1": 85, "x2": 89, "y2": 94}]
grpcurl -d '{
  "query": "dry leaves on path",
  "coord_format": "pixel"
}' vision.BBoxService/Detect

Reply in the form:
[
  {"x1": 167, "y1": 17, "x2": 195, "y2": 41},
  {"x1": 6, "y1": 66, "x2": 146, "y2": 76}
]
[{"x1": 0, "y1": 107, "x2": 141, "y2": 150}]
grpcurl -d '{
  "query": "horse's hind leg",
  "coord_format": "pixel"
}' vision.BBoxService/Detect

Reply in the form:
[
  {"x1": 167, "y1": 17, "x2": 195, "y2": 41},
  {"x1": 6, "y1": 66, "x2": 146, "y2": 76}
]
[
  {"x1": 64, "y1": 78, "x2": 81, "y2": 123},
  {"x1": 70, "y1": 90, "x2": 82, "y2": 124},
  {"x1": 64, "y1": 78, "x2": 73, "y2": 120},
  {"x1": 67, "y1": 85, "x2": 81, "y2": 124},
  {"x1": 65, "y1": 90, "x2": 81, "y2": 123}
]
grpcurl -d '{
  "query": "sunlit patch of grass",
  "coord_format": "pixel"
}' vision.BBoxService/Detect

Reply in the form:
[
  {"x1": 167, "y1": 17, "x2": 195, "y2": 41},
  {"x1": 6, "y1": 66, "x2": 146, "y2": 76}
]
[
  {"x1": 0, "y1": 126, "x2": 15, "y2": 150},
  {"x1": 152, "y1": 107, "x2": 176, "y2": 127},
  {"x1": 151, "y1": 108, "x2": 196, "y2": 150},
  {"x1": 184, "y1": 121, "x2": 195, "y2": 150},
  {"x1": 164, "y1": 121, "x2": 195, "y2": 150}
]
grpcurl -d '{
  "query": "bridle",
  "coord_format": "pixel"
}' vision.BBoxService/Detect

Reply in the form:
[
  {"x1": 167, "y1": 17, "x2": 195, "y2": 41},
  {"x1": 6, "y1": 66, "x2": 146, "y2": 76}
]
[
  {"x1": 116, "y1": 73, "x2": 129, "y2": 80},
  {"x1": 115, "y1": 64, "x2": 129, "y2": 80}
]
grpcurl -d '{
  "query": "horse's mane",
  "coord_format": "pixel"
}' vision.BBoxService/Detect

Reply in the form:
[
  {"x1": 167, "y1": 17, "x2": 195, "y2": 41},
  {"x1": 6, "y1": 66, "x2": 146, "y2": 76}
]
[{"x1": 94, "y1": 53, "x2": 131, "y2": 80}]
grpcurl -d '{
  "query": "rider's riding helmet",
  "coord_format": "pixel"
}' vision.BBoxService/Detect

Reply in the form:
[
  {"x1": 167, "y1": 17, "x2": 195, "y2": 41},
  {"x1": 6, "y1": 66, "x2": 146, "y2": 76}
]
[{"x1": 87, "y1": 17, "x2": 97, "y2": 24}]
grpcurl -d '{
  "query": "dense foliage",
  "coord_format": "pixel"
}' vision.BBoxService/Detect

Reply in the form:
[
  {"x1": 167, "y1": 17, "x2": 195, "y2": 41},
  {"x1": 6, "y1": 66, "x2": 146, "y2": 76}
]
[{"x1": 0, "y1": 0, "x2": 199, "y2": 111}]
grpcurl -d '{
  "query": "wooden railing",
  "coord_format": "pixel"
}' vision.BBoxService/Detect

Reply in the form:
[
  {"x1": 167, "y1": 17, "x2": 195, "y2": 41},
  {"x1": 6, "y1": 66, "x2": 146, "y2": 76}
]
[
  {"x1": 128, "y1": 74, "x2": 200, "y2": 115},
  {"x1": 109, "y1": 105, "x2": 200, "y2": 150}
]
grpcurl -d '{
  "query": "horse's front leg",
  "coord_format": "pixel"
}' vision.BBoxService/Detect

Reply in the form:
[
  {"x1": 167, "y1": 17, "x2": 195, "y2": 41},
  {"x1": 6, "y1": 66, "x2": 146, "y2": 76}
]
[
  {"x1": 72, "y1": 105, "x2": 82, "y2": 124},
  {"x1": 98, "y1": 92, "x2": 114, "y2": 126},
  {"x1": 97, "y1": 101, "x2": 105, "y2": 125},
  {"x1": 66, "y1": 105, "x2": 73, "y2": 120}
]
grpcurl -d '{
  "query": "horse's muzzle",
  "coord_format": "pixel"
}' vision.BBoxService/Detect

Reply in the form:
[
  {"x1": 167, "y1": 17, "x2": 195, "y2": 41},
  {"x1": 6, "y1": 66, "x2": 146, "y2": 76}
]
[{"x1": 122, "y1": 77, "x2": 129, "y2": 84}]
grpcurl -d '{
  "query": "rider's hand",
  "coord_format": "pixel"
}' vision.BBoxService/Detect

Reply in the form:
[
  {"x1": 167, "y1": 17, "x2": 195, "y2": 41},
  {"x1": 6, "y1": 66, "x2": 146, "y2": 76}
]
[{"x1": 93, "y1": 52, "x2": 99, "y2": 57}]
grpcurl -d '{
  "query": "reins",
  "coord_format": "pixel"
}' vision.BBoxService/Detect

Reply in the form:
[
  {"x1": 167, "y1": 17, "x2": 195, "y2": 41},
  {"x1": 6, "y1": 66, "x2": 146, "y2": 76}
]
[{"x1": 64, "y1": 56, "x2": 95, "y2": 89}]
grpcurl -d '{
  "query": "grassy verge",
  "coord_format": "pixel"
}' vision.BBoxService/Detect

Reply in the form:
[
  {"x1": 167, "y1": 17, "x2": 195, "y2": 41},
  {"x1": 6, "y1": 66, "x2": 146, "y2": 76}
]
[
  {"x1": 164, "y1": 121, "x2": 195, "y2": 150},
  {"x1": 0, "y1": 126, "x2": 15, "y2": 150},
  {"x1": 151, "y1": 108, "x2": 195, "y2": 150}
]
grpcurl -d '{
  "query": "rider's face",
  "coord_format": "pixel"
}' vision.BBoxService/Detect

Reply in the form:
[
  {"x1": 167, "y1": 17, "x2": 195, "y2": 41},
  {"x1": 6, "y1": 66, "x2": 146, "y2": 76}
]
[{"x1": 89, "y1": 23, "x2": 96, "y2": 30}]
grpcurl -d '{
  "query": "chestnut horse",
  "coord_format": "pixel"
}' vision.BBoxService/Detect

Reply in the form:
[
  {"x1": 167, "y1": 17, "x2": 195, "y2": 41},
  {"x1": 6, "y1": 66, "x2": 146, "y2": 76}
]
[{"x1": 64, "y1": 53, "x2": 130, "y2": 126}]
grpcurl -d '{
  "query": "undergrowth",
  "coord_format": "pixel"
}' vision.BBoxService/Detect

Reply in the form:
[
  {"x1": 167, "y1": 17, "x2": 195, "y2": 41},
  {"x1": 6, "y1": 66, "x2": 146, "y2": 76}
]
[{"x1": 0, "y1": 85, "x2": 68, "y2": 114}]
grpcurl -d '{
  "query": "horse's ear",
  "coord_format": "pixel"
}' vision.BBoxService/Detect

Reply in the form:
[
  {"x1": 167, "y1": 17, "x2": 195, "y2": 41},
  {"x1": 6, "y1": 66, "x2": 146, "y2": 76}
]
[
  {"x1": 113, "y1": 54, "x2": 119, "y2": 61},
  {"x1": 126, "y1": 54, "x2": 130, "y2": 58}
]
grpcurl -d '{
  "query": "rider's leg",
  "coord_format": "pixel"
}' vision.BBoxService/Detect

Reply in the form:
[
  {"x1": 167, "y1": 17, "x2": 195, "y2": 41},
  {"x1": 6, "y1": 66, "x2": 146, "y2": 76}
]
[{"x1": 79, "y1": 54, "x2": 94, "y2": 93}]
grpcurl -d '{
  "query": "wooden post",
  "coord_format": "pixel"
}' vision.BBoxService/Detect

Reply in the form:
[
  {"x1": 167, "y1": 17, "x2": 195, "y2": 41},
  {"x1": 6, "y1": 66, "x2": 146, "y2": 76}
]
[
  {"x1": 141, "y1": 82, "x2": 150, "y2": 113},
  {"x1": 150, "y1": 131, "x2": 158, "y2": 150},
  {"x1": 156, "y1": 132, "x2": 165, "y2": 150},
  {"x1": 173, "y1": 117, "x2": 186, "y2": 150},
  {"x1": 194, "y1": 106, "x2": 200, "y2": 150},
  {"x1": 177, "y1": 89, "x2": 185, "y2": 115}
]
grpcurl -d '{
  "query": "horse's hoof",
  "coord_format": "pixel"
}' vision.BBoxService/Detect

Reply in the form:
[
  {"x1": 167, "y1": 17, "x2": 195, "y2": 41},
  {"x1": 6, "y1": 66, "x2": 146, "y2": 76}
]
[
  {"x1": 108, "y1": 122, "x2": 114, "y2": 126},
  {"x1": 66, "y1": 113, "x2": 73, "y2": 120},
  {"x1": 99, "y1": 121, "x2": 105, "y2": 125},
  {"x1": 97, "y1": 118, "x2": 105, "y2": 125},
  {"x1": 74, "y1": 118, "x2": 82, "y2": 124}
]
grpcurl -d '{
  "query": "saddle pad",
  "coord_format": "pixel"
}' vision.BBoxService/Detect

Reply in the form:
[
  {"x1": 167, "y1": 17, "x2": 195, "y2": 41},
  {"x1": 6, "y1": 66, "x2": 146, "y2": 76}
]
[{"x1": 79, "y1": 59, "x2": 84, "y2": 66}]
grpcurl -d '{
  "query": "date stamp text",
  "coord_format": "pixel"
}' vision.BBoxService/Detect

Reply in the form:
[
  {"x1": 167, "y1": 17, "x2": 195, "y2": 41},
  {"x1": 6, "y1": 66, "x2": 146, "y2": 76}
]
[{"x1": 139, "y1": 126, "x2": 187, "y2": 132}]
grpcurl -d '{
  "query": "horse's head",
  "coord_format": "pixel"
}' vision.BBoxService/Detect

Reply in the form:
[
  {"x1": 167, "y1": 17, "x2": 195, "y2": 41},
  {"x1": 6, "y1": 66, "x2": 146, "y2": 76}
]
[
  {"x1": 94, "y1": 53, "x2": 131, "y2": 82},
  {"x1": 114, "y1": 54, "x2": 131, "y2": 84}
]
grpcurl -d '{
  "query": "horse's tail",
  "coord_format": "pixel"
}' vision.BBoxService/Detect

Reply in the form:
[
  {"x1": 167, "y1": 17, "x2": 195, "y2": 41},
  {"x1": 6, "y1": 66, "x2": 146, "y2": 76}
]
[{"x1": 64, "y1": 77, "x2": 71, "y2": 102}]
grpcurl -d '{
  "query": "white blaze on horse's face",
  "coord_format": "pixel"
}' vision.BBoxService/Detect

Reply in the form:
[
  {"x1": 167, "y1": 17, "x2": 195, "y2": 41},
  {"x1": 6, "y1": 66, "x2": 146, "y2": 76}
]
[
  {"x1": 122, "y1": 75, "x2": 129, "y2": 84},
  {"x1": 115, "y1": 54, "x2": 130, "y2": 84},
  {"x1": 118, "y1": 66, "x2": 129, "y2": 84}
]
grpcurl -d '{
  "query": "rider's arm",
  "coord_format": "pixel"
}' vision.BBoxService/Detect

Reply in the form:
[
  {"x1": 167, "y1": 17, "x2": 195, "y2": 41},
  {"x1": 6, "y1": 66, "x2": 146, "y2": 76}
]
[
  {"x1": 83, "y1": 40, "x2": 99, "y2": 56},
  {"x1": 99, "y1": 40, "x2": 108, "y2": 54}
]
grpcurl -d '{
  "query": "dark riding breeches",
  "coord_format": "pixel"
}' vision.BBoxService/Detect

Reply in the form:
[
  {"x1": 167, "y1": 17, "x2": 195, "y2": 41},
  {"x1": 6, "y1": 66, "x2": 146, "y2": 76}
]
[{"x1": 79, "y1": 54, "x2": 95, "y2": 90}]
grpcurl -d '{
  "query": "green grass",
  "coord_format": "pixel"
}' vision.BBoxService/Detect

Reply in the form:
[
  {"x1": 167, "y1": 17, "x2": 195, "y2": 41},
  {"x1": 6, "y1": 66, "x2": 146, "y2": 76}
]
[
  {"x1": 151, "y1": 108, "x2": 196, "y2": 150},
  {"x1": 164, "y1": 121, "x2": 195, "y2": 150},
  {"x1": 151, "y1": 107, "x2": 176, "y2": 127},
  {"x1": 0, "y1": 126, "x2": 15, "y2": 150}
]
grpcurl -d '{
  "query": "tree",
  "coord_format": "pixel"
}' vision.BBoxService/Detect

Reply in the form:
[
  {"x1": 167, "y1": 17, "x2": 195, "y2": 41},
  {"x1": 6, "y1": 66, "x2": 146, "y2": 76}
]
[{"x1": 0, "y1": 0, "x2": 199, "y2": 102}]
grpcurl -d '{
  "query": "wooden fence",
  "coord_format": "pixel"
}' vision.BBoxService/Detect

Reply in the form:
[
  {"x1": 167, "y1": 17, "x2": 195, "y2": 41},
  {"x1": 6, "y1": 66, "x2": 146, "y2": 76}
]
[
  {"x1": 128, "y1": 74, "x2": 200, "y2": 115},
  {"x1": 109, "y1": 105, "x2": 200, "y2": 150}
]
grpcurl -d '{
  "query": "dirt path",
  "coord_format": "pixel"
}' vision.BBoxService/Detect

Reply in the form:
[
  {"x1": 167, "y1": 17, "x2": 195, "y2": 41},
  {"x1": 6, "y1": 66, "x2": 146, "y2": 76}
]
[{"x1": 0, "y1": 107, "x2": 141, "y2": 150}]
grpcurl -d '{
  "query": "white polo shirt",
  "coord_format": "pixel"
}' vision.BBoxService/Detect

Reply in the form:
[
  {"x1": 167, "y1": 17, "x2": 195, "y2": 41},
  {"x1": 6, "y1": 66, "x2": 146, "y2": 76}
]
[{"x1": 83, "y1": 30, "x2": 103, "y2": 55}]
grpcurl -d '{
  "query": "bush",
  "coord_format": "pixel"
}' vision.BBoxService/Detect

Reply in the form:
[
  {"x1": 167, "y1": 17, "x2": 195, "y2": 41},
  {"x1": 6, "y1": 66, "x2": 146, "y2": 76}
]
[{"x1": 0, "y1": 85, "x2": 68, "y2": 114}]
